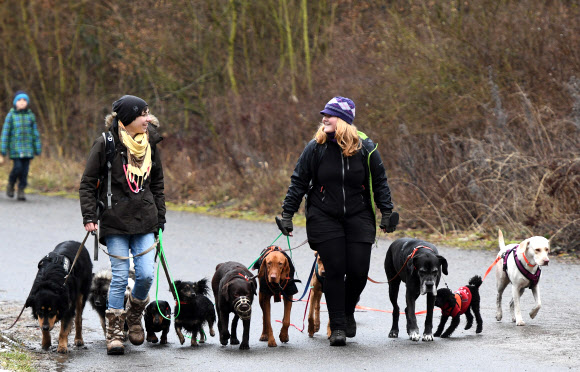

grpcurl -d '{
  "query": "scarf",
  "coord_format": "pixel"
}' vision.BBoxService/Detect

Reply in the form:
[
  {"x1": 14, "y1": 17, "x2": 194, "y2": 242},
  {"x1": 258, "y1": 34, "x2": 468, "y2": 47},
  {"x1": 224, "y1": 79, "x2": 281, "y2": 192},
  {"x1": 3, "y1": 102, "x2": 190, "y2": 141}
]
[{"x1": 118, "y1": 122, "x2": 152, "y2": 192}]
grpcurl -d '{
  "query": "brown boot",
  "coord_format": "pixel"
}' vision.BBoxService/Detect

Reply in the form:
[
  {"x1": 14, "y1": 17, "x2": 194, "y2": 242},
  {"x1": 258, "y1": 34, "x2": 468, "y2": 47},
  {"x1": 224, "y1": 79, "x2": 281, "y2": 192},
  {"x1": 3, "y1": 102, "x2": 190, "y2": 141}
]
[
  {"x1": 105, "y1": 309, "x2": 126, "y2": 355},
  {"x1": 125, "y1": 294, "x2": 148, "y2": 345},
  {"x1": 17, "y1": 188, "x2": 25, "y2": 201}
]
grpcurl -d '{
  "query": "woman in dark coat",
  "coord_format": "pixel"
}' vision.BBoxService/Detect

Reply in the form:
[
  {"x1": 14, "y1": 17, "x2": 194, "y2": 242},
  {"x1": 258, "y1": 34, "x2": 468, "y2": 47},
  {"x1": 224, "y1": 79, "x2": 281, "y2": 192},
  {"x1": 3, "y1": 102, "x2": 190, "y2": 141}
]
[
  {"x1": 79, "y1": 95, "x2": 165, "y2": 355},
  {"x1": 278, "y1": 96, "x2": 397, "y2": 346}
]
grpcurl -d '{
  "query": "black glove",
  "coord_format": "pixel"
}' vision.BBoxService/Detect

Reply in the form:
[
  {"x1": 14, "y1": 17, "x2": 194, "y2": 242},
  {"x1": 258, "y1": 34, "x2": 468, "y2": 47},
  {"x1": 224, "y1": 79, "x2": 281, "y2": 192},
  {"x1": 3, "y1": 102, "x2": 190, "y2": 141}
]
[
  {"x1": 276, "y1": 211, "x2": 294, "y2": 236},
  {"x1": 155, "y1": 223, "x2": 165, "y2": 237},
  {"x1": 380, "y1": 211, "x2": 399, "y2": 233}
]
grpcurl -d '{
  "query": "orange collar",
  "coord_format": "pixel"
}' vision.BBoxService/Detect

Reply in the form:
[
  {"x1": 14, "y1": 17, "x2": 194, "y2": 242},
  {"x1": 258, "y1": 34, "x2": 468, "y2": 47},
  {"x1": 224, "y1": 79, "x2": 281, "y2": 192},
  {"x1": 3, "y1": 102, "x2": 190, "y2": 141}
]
[{"x1": 520, "y1": 249, "x2": 536, "y2": 268}]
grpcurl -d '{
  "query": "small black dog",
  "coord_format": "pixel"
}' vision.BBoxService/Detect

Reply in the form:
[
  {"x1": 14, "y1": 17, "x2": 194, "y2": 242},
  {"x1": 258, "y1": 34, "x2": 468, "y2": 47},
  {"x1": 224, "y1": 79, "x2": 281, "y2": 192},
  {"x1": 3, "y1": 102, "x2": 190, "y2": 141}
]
[
  {"x1": 212, "y1": 261, "x2": 257, "y2": 350},
  {"x1": 25, "y1": 241, "x2": 92, "y2": 353},
  {"x1": 434, "y1": 275, "x2": 483, "y2": 338},
  {"x1": 385, "y1": 238, "x2": 448, "y2": 342},
  {"x1": 145, "y1": 300, "x2": 172, "y2": 344},
  {"x1": 173, "y1": 278, "x2": 216, "y2": 347},
  {"x1": 88, "y1": 268, "x2": 134, "y2": 336}
]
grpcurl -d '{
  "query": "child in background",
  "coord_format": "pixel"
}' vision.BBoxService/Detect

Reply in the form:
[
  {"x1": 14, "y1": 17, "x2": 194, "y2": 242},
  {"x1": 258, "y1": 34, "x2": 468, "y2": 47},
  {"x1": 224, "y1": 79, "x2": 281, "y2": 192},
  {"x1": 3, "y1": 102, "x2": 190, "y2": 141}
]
[{"x1": 1, "y1": 91, "x2": 42, "y2": 201}]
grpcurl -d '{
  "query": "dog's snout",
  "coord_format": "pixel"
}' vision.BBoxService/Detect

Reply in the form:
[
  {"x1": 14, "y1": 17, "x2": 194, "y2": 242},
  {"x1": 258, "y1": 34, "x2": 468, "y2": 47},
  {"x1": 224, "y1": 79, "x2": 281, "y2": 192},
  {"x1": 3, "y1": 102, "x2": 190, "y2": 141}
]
[{"x1": 42, "y1": 324, "x2": 50, "y2": 331}]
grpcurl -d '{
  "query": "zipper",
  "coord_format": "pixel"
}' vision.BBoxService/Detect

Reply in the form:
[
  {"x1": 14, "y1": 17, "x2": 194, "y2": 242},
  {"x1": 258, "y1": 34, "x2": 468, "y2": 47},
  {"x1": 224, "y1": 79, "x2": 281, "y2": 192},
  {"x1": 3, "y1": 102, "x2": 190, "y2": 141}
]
[{"x1": 341, "y1": 152, "x2": 346, "y2": 215}]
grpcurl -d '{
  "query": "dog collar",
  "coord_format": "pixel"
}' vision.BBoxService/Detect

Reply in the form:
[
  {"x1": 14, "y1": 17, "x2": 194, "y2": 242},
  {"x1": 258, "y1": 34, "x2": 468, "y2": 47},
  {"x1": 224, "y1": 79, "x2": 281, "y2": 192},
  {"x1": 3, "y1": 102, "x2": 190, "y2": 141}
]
[
  {"x1": 238, "y1": 273, "x2": 250, "y2": 281},
  {"x1": 520, "y1": 247, "x2": 537, "y2": 268}
]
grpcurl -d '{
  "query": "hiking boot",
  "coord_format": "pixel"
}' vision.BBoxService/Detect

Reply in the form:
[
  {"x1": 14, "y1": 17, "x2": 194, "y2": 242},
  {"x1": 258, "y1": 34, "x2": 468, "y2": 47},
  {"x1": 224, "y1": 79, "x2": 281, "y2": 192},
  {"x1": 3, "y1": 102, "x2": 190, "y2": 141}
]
[
  {"x1": 17, "y1": 188, "x2": 25, "y2": 201},
  {"x1": 105, "y1": 309, "x2": 126, "y2": 355},
  {"x1": 125, "y1": 294, "x2": 148, "y2": 345},
  {"x1": 329, "y1": 330, "x2": 347, "y2": 346},
  {"x1": 346, "y1": 313, "x2": 356, "y2": 338},
  {"x1": 6, "y1": 182, "x2": 14, "y2": 198}
]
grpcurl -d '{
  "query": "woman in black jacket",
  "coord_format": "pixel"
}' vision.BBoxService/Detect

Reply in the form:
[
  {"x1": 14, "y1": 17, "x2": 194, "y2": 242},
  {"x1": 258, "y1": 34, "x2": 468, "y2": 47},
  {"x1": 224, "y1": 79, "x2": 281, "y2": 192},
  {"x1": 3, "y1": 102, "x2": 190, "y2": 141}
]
[
  {"x1": 278, "y1": 96, "x2": 397, "y2": 346},
  {"x1": 79, "y1": 95, "x2": 165, "y2": 355}
]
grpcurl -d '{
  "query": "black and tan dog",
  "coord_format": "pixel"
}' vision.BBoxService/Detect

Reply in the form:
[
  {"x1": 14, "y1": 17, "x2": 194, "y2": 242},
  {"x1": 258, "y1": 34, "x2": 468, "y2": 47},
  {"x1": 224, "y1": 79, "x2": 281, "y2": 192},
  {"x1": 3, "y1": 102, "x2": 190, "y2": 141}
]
[
  {"x1": 173, "y1": 278, "x2": 216, "y2": 347},
  {"x1": 25, "y1": 241, "x2": 92, "y2": 353},
  {"x1": 434, "y1": 275, "x2": 483, "y2": 338},
  {"x1": 384, "y1": 238, "x2": 448, "y2": 342},
  {"x1": 145, "y1": 300, "x2": 172, "y2": 344},
  {"x1": 252, "y1": 246, "x2": 298, "y2": 347},
  {"x1": 211, "y1": 261, "x2": 257, "y2": 350}
]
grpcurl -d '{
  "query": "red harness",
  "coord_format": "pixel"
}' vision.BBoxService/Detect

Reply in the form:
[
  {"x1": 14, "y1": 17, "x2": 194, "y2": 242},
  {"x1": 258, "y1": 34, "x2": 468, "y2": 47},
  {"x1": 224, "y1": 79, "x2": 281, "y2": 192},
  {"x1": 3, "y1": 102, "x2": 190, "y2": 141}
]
[{"x1": 442, "y1": 286, "x2": 472, "y2": 317}]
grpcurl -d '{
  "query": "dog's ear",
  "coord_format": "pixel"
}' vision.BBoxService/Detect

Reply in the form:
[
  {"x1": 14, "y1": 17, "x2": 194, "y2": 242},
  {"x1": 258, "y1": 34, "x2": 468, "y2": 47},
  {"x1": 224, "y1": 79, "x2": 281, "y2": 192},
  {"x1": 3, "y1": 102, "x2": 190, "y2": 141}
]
[
  {"x1": 24, "y1": 295, "x2": 34, "y2": 308},
  {"x1": 517, "y1": 240, "x2": 529, "y2": 255},
  {"x1": 407, "y1": 256, "x2": 417, "y2": 273},
  {"x1": 437, "y1": 255, "x2": 448, "y2": 276},
  {"x1": 281, "y1": 258, "x2": 291, "y2": 280},
  {"x1": 258, "y1": 259, "x2": 267, "y2": 279},
  {"x1": 221, "y1": 282, "x2": 231, "y2": 303},
  {"x1": 172, "y1": 280, "x2": 182, "y2": 292}
]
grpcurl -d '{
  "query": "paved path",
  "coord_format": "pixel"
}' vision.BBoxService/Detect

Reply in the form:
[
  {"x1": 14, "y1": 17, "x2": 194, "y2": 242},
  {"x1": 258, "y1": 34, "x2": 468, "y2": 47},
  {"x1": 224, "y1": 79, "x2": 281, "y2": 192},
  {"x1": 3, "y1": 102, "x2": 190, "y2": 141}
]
[{"x1": 1, "y1": 195, "x2": 579, "y2": 371}]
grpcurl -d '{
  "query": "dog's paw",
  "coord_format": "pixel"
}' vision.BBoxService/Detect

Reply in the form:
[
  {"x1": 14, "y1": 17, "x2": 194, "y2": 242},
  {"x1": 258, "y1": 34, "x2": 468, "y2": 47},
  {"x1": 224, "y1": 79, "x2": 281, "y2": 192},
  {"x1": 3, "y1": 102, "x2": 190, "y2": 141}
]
[
  {"x1": 279, "y1": 332, "x2": 289, "y2": 343},
  {"x1": 147, "y1": 334, "x2": 159, "y2": 343},
  {"x1": 74, "y1": 338, "x2": 84, "y2": 347},
  {"x1": 178, "y1": 335, "x2": 185, "y2": 345},
  {"x1": 230, "y1": 337, "x2": 240, "y2": 345},
  {"x1": 422, "y1": 333, "x2": 434, "y2": 342},
  {"x1": 516, "y1": 320, "x2": 526, "y2": 326},
  {"x1": 56, "y1": 345, "x2": 69, "y2": 354},
  {"x1": 441, "y1": 333, "x2": 450, "y2": 338},
  {"x1": 160, "y1": 336, "x2": 168, "y2": 345},
  {"x1": 239, "y1": 342, "x2": 250, "y2": 350},
  {"x1": 388, "y1": 330, "x2": 399, "y2": 338},
  {"x1": 529, "y1": 307, "x2": 540, "y2": 319},
  {"x1": 433, "y1": 331, "x2": 441, "y2": 337},
  {"x1": 209, "y1": 328, "x2": 216, "y2": 337},
  {"x1": 409, "y1": 331, "x2": 420, "y2": 342},
  {"x1": 268, "y1": 339, "x2": 277, "y2": 347},
  {"x1": 259, "y1": 334, "x2": 268, "y2": 342},
  {"x1": 476, "y1": 326, "x2": 482, "y2": 334},
  {"x1": 465, "y1": 323, "x2": 473, "y2": 330},
  {"x1": 190, "y1": 340, "x2": 199, "y2": 347}
]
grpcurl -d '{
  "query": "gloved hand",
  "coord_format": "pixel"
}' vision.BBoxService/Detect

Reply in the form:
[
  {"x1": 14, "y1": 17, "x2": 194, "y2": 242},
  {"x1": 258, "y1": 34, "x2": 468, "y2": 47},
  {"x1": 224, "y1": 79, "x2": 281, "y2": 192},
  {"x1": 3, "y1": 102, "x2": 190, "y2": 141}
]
[
  {"x1": 276, "y1": 211, "x2": 294, "y2": 236},
  {"x1": 380, "y1": 211, "x2": 399, "y2": 233},
  {"x1": 155, "y1": 223, "x2": 165, "y2": 238}
]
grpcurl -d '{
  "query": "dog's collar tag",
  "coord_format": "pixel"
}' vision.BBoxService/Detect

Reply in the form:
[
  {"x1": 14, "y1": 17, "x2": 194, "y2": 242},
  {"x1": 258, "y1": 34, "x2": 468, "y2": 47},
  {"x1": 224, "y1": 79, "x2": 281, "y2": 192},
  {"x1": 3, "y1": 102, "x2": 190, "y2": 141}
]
[{"x1": 238, "y1": 273, "x2": 250, "y2": 281}]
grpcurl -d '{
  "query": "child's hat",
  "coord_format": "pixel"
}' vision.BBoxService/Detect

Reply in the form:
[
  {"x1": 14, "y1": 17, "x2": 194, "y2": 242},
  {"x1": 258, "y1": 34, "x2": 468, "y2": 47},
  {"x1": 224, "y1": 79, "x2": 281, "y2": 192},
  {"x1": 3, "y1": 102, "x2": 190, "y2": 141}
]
[
  {"x1": 320, "y1": 96, "x2": 356, "y2": 124},
  {"x1": 13, "y1": 91, "x2": 29, "y2": 107}
]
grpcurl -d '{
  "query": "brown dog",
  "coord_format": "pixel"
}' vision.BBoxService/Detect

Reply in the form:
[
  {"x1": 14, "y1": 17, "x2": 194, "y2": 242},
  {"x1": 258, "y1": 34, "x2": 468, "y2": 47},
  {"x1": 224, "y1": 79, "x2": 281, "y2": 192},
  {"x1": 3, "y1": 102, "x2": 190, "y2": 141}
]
[
  {"x1": 252, "y1": 246, "x2": 298, "y2": 347},
  {"x1": 307, "y1": 252, "x2": 330, "y2": 338}
]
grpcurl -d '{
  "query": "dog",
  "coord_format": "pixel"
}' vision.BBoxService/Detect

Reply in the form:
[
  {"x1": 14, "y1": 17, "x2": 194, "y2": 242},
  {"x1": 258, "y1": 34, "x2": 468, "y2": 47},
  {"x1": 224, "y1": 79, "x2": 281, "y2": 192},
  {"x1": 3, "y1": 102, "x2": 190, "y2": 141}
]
[
  {"x1": 384, "y1": 238, "x2": 448, "y2": 342},
  {"x1": 307, "y1": 252, "x2": 330, "y2": 338},
  {"x1": 88, "y1": 268, "x2": 134, "y2": 336},
  {"x1": 434, "y1": 275, "x2": 483, "y2": 338},
  {"x1": 252, "y1": 245, "x2": 298, "y2": 347},
  {"x1": 173, "y1": 278, "x2": 216, "y2": 346},
  {"x1": 211, "y1": 261, "x2": 257, "y2": 350},
  {"x1": 25, "y1": 241, "x2": 93, "y2": 353},
  {"x1": 145, "y1": 300, "x2": 172, "y2": 344},
  {"x1": 495, "y1": 229, "x2": 550, "y2": 326}
]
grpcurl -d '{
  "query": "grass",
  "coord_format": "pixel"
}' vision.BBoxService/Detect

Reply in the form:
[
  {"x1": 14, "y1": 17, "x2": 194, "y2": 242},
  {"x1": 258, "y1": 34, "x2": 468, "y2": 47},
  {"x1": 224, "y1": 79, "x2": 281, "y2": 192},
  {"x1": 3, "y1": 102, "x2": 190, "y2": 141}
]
[{"x1": 0, "y1": 334, "x2": 35, "y2": 372}]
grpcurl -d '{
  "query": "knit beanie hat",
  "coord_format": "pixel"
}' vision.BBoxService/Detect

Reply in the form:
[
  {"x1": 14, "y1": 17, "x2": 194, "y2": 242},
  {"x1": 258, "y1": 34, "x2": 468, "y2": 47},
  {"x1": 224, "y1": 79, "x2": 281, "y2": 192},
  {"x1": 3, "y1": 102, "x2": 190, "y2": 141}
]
[
  {"x1": 13, "y1": 90, "x2": 30, "y2": 107},
  {"x1": 112, "y1": 95, "x2": 148, "y2": 126},
  {"x1": 320, "y1": 96, "x2": 355, "y2": 124}
]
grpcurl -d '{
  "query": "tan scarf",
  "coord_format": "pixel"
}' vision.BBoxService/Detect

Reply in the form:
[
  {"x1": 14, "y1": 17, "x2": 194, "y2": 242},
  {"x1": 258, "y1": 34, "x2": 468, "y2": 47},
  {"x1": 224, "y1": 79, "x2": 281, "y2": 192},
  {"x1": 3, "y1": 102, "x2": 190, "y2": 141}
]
[{"x1": 118, "y1": 122, "x2": 152, "y2": 191}]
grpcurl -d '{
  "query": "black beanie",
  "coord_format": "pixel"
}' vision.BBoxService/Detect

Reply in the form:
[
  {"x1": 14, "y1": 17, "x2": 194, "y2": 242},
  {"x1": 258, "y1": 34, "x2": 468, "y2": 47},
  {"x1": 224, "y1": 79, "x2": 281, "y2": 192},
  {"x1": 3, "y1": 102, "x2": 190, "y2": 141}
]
[{"x1": 112, "y1": 95, "x2": 148, "y2": 126}]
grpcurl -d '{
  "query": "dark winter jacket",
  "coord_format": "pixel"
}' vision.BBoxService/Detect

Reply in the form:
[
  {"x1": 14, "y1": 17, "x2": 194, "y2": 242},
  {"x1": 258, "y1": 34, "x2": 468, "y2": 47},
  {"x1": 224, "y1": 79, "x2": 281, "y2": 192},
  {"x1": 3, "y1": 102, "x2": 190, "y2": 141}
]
[
  {"x1": 79, "y1": 122, "x2": 166, "y2": 244},
  {"x1": 282, "y1": 133, "x2": 393, "y2": 244}
]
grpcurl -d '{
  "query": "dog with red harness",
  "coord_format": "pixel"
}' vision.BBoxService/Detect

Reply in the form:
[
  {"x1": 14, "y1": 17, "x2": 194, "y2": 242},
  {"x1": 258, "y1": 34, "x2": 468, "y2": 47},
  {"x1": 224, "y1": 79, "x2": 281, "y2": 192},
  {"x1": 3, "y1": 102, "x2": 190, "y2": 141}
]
[{"x1": 434, "y1": 275, "x2": 483, "y2": 338}]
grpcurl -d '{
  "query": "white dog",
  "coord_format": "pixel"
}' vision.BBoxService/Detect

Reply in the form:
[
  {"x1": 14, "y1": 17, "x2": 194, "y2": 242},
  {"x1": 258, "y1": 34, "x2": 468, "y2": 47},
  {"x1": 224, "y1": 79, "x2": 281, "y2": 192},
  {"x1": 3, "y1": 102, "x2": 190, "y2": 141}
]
[{"x1": 495, "y1": 229, "x2": 550, "y2": 326}]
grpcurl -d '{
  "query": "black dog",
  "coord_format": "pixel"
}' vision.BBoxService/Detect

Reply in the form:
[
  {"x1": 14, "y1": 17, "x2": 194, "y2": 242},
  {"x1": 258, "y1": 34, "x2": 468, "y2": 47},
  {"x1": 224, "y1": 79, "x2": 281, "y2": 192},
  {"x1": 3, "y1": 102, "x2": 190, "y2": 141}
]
[
  {"x1": 211, "y1": 261, "x2": 257, "y2": 350},
  {"x1": 88, "y1": 268, "x2": 134, "y2": 337},
  {"x1": 434, "y1": 275, "x2": 483, "y2": 338},
  {"x1": 145, "y1": 300, "x2": 172, "y2": 344},
  {"x1": 25, "y1": 241, "x2": 92, "y2": 353},
  {"x1": 173, "y1": 278, "x2": 216, "y2": 346},
  {"x1": 384, "y1": 238, "x2": 448, "y2": 342}
]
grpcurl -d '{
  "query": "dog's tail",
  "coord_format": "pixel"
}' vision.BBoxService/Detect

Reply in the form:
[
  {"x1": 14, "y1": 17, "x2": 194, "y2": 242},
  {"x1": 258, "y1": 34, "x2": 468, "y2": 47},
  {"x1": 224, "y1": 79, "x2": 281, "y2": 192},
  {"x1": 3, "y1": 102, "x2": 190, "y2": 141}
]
[
  {"x1": 469, "y1": 275, "x2": 483, "y2": 288},
  {"x1": 498, "y1": 229, "x2": 506, "y2": 251},
  {"x1": 194, "y1": 278, "x2": 210, "y2": 296}
]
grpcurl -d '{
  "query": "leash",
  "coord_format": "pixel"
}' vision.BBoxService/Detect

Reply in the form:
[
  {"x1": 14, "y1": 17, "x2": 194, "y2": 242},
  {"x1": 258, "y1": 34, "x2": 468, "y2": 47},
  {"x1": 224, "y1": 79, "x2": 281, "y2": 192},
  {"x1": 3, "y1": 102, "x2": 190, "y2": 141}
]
[
  {"x1": 154, "y1": 229, "x2": 181, "y2": 320},
  {"x1": 275, "y1": 288, "x2": 312, "y2": 332},
  {"x1": 96, "y1": 238, "x2": 158, "y2": 260},
  {"x1": 277, "y1": 257, "x2": 316, "y2": 303},
  {"x1": 386, "y1": 245, "x2": 434, "y2": 284},
  {"x1": 63, "y1": 231, "x2": 93, "y2": 286},
  {"x1": 482, "y1": 256, "x2": 501, "y2": 281}
]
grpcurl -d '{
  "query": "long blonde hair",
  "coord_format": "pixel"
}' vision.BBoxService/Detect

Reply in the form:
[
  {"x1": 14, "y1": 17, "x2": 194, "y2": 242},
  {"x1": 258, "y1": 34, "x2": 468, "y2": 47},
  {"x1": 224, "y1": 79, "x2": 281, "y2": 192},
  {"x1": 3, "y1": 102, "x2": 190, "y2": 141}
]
[{"x1": 314, "y1": 118, "x2": 361, "y2": 156}]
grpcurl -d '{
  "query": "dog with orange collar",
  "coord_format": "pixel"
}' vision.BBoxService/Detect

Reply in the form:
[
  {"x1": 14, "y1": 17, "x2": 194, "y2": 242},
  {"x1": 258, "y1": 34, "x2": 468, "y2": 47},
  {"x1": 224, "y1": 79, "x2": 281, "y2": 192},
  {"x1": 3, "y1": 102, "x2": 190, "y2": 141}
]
[{"x1": 434, "y1": 275, "x2": 483, "y2": 338}]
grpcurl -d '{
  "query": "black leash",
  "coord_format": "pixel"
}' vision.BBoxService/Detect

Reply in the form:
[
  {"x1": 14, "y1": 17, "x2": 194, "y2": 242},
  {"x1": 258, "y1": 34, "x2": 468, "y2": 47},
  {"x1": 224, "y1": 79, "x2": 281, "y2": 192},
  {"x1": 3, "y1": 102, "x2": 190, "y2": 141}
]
[{"x1": 63, "y1": 231, "x2": 92, "y2": 286}]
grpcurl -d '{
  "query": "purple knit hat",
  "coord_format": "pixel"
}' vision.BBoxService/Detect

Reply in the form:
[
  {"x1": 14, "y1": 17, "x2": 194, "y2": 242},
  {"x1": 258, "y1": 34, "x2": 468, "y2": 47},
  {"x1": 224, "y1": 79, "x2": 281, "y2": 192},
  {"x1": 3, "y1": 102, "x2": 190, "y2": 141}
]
[{"x1": 320, "y1": 96, "x2": 355, "y2": 124}]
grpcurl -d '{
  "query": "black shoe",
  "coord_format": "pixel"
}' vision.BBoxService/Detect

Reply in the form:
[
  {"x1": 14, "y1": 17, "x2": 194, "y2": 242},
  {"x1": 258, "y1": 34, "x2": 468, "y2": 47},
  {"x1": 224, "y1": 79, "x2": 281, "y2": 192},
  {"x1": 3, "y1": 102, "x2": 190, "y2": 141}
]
[
  {"x1": 17, "y1": 189, "x2": 26, "y2": 201},
  {"x1": 329, "y1": 330, "x2": 346, "y2": 346},
  {"x1": 346, "y1": 314, "x2": 356, "y2": 338}
]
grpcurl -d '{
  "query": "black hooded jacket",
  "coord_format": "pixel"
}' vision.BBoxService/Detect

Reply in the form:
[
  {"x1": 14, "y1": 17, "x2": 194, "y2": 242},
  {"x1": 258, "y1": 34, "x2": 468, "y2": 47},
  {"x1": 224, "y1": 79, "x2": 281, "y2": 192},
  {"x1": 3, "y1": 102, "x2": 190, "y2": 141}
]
[
  {"x1": 79, "y1": 122, "x2": 165, "y2": 244},
  {"x1": 282, "y1": 134, "x2": 393, "y2": 244}
]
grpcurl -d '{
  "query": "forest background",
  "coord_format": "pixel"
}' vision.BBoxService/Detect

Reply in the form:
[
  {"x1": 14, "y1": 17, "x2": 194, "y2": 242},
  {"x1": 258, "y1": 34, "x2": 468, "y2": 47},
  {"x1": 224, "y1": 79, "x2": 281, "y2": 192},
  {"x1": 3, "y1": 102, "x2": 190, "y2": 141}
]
[{"x1": 0, "y1": 0, "x2": 578, "y2": 253}]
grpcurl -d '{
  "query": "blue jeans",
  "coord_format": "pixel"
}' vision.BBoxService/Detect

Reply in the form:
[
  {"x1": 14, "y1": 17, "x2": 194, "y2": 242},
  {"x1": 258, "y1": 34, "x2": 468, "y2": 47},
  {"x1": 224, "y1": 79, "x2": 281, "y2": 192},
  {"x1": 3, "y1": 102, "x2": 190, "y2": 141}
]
[
  {"x1": 105, "y1": 233, "x2": 156, "y2": 310},
  {"x1": 9, "y1": 158, "x2": 31, "y2": 189}
]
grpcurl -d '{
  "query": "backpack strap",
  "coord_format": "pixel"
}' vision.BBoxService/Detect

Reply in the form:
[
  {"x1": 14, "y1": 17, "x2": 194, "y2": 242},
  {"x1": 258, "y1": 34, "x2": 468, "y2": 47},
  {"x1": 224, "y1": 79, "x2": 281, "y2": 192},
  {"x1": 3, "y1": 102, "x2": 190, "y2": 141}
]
[{"x1": 101, "y1": 131, "x2": 115, "y2": 209}]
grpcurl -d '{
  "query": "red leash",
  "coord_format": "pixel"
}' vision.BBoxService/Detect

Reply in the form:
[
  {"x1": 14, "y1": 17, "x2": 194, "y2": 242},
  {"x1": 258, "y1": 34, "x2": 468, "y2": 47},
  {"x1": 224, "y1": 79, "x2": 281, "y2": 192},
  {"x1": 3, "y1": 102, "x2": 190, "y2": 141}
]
[
  {"x1": 275, "y1": 288, "x2": 312, "y2": 332},
  {"x1": 482, "y1": 256, "x2": 501, "y2": 281}
]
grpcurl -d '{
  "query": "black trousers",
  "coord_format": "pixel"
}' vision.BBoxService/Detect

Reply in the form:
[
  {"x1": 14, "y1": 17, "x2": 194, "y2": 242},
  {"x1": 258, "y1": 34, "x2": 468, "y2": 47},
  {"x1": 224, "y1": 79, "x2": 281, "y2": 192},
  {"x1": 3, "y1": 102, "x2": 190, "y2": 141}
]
[{"x1": 310, "y1": 237, "x2": 372, "y2": 331}]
